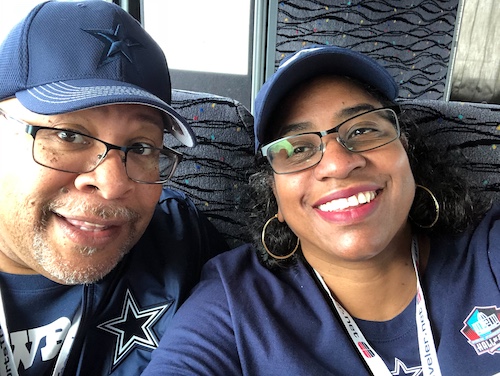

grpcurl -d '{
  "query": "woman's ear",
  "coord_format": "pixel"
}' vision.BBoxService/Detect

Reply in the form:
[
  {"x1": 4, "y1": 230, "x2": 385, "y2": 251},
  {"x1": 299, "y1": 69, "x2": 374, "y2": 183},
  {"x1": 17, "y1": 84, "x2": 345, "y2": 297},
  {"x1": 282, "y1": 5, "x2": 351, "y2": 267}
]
[
  {"x1": 277, "y1": 206, "x2": 285, "y2": 222},
  {"x1": 270, "y1": 177, "x2": 285, "y2": 223},
  {"x1": 400, "y1": 133, "x2": 409, "y2": 151}
]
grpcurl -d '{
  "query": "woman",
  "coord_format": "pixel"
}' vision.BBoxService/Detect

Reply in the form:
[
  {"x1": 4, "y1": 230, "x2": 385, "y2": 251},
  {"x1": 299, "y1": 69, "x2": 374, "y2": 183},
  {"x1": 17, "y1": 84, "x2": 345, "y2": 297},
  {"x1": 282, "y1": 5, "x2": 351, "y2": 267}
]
[{"x1": 142, "y1": 46, "x2": 498, "y2": 375}]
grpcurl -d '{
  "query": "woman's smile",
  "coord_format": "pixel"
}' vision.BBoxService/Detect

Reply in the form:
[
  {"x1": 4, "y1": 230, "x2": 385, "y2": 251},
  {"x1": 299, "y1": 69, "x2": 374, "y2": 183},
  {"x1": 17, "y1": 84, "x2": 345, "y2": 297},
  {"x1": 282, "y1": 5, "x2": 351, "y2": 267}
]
[{"x1": 316, "y1": 190, "x2": 377, "y2": 212}]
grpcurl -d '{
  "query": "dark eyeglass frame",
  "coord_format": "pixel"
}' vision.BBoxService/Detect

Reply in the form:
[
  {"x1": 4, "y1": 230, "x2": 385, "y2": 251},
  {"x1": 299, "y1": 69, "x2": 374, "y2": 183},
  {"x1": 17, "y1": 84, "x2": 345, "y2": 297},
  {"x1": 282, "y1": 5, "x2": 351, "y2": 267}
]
[
  {"x1": 260, "y1": 106, "x2": 401, "y2": 174},
  {"x1": 0, "y1": 108, "x2": 183, "y2": 184}
]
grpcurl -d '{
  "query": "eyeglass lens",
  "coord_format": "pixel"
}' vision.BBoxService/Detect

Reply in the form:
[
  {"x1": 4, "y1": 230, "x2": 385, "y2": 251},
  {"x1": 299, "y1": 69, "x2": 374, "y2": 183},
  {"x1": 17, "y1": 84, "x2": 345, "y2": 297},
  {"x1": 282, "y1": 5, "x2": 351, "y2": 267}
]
[
  {"x1": 32, "y1": 128, "x2": 178, "y2": 184},
  {"x1": 263, "y1": 108, "x2": 399, "y2": 174}
]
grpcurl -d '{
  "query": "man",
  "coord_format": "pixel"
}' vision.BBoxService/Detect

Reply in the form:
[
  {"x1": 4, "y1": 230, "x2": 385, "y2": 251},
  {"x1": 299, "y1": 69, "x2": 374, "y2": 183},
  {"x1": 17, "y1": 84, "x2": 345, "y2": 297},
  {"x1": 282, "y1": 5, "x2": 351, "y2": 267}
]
[{"x1": 0, "y1": 1, "x2": 227, "y2": 375}]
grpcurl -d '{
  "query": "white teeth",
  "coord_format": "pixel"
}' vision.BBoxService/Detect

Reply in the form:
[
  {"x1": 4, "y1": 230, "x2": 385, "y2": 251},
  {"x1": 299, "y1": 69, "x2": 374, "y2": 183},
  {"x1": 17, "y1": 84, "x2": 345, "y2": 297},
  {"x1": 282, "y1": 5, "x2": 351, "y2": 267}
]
[
  {"x1": 333, "y1": 198, "x2": 349, "y2": 211},
  {"x1": 347, "y1": 195, "x2": 358, "y2": 206},
  {"x1": 318, "y1": 191, "x2": 376, "y2": 212},
  {"x1": 66, "y1": 219, "x2": 107, "y2": 231},
  {"x1": 357, "y1": 192, "x2": 368, "y2": 204},
  {"x1": 79, "y1": 223, "x2": 106, "y2": 232}
]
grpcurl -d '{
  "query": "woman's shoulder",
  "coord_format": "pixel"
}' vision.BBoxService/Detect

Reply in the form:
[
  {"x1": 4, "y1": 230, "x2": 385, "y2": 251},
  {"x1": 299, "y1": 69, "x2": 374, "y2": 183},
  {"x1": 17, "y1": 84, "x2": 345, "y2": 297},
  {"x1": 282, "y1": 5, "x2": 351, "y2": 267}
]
[
  {"x1": 428, "y1": 204, "x2": 500, "y2": 287},
  {"x1": 199, "y1": 244, "x2": 312, "y2": 295},
  {"x1": 202, "y1": 244, "x2": 282, "y2": 280},
  {"x1": 464, "y1": 203, "x2": 500, "y2": 244},
  {"x1": 204, "y1": 244, "x2": 258, "y2": 272},
  {"x1": 431, "y1": 203, "x2": 500, "y2": 245}
]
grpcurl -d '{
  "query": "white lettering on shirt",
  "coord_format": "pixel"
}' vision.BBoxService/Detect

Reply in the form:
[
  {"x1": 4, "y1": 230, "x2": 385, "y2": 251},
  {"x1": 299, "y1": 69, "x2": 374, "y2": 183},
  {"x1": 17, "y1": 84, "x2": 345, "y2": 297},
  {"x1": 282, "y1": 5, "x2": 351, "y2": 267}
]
[{"x1": 9, "y1": 317, "x2": 71, "y2": 371}]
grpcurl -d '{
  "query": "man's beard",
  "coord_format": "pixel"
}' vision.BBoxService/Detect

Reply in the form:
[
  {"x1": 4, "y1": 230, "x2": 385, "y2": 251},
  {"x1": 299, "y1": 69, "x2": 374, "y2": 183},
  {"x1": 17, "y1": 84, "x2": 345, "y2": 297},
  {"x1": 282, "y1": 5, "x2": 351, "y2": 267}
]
[{"x1": 32, "y1": 198, "x2": 140, "y2": 285}]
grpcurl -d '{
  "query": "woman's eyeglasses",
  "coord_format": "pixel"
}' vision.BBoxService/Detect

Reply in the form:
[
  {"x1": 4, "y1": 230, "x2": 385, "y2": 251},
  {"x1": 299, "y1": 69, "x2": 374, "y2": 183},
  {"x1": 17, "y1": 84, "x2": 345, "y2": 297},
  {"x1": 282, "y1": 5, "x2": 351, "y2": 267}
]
[{"x1": 260, "y1": 107, "x2": 400, "y2": 174}]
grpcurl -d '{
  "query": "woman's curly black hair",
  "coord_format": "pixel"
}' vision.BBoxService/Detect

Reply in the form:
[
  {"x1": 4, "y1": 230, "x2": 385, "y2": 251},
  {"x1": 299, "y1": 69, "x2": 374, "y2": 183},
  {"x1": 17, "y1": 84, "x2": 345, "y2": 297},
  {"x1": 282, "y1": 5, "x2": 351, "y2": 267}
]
[{"x1": 245, "y1": 81, "x2": 491, "y2": 270}]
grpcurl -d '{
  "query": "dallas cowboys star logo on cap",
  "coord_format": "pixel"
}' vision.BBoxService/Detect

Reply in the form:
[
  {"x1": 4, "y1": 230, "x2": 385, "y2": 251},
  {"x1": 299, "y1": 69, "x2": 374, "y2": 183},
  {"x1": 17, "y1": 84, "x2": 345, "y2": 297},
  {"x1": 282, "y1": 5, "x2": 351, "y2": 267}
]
[
  {"x1": 83, "y1": 23, "x2": 141, "y2": 67},
  {"x1": 97, "y1": 289, "x2": 172, "y2": 368}
]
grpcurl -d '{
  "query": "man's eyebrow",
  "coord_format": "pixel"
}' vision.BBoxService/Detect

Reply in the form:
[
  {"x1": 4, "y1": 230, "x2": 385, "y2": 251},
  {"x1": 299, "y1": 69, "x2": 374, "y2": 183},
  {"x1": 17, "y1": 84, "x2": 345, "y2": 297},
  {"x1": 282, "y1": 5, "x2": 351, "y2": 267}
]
[{"x1": 135, "y1": 112, "x2": 164, "y2": 130}]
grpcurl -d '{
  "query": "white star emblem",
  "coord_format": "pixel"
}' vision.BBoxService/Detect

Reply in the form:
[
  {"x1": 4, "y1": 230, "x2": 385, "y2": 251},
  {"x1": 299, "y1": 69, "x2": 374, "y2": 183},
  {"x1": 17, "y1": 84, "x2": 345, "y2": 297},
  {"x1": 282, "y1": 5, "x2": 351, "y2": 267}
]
[
  {"x1": 391, "y1": 358, "x2": 422, "y2": 376},
  {"x1": 97, "y1": 289, "x2": 171, "y2": 367}
]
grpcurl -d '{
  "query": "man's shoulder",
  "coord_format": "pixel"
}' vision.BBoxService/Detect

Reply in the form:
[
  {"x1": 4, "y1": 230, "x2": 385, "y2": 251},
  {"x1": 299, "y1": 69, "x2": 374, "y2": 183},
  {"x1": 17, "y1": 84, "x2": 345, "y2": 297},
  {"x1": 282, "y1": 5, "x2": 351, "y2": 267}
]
[
  {"x1": 155, "y1": 187, "x2": 198, "y2": 218},
  {"x1": 121, "y1": 188, "x2": 227, "y2": 275}
]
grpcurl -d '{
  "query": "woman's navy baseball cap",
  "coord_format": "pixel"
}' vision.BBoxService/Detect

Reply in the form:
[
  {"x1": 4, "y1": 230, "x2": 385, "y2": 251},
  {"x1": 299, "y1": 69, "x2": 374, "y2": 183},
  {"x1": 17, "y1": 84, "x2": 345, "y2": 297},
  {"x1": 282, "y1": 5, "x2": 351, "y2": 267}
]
[
  {"x1": 0, "y1": 0, "x2": 196, "y2": 147},
  {"x1": 254, "y1": 45, "x2": 399, "y2": 151}
]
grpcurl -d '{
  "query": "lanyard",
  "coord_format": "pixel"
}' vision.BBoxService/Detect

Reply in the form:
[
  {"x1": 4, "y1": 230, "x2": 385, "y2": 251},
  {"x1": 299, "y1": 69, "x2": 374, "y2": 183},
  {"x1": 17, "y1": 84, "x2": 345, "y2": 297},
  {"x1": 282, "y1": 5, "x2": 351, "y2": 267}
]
[
  {"x1": 0, "y1": 286, "x2": 82, "y2": 376},
  {"x1": 314, "y1": 237, "x2": 442, "y2": 376}
]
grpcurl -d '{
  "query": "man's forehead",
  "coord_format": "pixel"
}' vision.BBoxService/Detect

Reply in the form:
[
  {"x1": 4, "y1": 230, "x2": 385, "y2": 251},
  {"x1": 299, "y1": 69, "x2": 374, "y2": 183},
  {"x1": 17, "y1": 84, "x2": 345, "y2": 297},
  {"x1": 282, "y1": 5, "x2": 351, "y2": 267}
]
[
  {"x1": 0, "y1": 99, "x2": 164, "y2": 129},
  {"x1": 0, "y1": 98, "x2": 26, "y2": 113}
]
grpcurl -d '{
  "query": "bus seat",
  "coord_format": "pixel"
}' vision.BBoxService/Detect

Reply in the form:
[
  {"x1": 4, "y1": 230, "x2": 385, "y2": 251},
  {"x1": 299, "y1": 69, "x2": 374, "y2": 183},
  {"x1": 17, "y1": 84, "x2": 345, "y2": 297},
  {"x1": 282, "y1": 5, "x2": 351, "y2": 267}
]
[
  {"x1": 167, "y1": 89, "x2": 256, "y2": 248},
  {"x1": 399, "y1": 99, "x2": 500, "y2": 202},
  {"x1": 272, "y1": 0, "x2": 459, "y2": 101}
]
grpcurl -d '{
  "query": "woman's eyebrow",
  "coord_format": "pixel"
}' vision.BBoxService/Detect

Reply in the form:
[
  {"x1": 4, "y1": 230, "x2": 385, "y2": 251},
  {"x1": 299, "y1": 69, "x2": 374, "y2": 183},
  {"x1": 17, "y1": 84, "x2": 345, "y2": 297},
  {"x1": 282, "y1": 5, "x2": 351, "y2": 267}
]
[
  {"x1": 278, "y1": 121, "x2": 311, "y2": 137},
  {"x1": 278, "y1": 103, "x2": 379, "y2": 137},
  {"x1": 336, "y1": 103, "x2": 377, "y2": 119}
]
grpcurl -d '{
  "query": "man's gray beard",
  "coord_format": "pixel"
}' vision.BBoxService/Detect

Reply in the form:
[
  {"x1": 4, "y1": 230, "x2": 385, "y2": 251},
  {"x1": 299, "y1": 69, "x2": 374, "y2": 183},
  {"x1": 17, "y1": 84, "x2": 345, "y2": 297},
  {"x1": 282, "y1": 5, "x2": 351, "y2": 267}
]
[
  {"x1": 32, "y1": 199, "x2": 140, "y2": 285},
  {"x1": 32, "y1": 232, "x2": 127, "y2": 285}
]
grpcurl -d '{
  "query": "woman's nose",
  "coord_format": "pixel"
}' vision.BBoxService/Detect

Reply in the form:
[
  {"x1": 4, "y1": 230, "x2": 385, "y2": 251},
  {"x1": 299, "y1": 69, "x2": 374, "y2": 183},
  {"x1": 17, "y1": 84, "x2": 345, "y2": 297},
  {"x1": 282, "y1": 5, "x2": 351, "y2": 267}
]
[{"x1": 312, "y1": 137, "x2": 366, "y2": 180}]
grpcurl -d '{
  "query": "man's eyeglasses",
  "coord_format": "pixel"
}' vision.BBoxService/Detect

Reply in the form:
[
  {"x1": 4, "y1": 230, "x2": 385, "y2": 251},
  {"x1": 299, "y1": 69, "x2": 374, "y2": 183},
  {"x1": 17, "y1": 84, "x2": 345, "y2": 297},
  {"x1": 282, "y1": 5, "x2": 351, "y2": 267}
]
[
  {"x1": 0, "y1": 109, "x2": 183, "y2": 184},
  {"x1": 260, "y1": 107, "x2": 400, "y2": 174}
]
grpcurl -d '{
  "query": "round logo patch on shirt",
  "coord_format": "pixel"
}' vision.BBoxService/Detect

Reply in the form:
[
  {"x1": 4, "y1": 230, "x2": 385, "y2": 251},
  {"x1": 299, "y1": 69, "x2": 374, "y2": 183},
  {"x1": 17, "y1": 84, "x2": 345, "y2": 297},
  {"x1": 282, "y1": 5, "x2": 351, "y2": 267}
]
[{"x1": 461, "y1": 305, "x2": 500, "y2": 355}]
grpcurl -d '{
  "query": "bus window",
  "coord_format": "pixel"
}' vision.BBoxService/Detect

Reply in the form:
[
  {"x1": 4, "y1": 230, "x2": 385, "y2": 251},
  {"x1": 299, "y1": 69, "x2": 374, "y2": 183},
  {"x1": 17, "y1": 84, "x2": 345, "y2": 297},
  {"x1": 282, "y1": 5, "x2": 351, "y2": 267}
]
[
  {"x1": 142, "y1": 0, "x2": 255, "y2": 110},
  {"x1": 0, "y1": 0, "x2": 43, "y2": 41},
  {"x1": 2, "y1": 0, "x2": 498, "y2": 106}
]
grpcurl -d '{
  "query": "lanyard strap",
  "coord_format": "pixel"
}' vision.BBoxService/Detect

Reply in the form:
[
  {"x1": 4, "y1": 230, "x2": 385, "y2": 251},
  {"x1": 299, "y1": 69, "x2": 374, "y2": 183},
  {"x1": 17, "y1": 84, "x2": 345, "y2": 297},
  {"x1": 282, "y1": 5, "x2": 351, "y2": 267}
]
[
  {"x1": 0, "y1": 287, "x2": 82, "y2": 376},
  {"x1": 314, "y1": 237, "x2": 442, "y2": 376},
  {"x1": 412, "y1": 237, "x2": 441, "y2": 376},
  {"x1": 0, "y1": 288, "x2": 15, "y2": 376}
]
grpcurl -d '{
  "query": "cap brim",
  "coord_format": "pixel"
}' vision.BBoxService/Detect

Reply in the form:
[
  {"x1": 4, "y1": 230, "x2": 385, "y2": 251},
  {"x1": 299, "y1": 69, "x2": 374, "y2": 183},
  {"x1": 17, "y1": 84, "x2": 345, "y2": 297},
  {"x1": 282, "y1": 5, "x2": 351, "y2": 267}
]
[
  {"x1": 16, "y1": 79, "x2": 196, "y2": 147},
  {"x1": 255, "y1": 46, "x2": 398, "y2": 148}
]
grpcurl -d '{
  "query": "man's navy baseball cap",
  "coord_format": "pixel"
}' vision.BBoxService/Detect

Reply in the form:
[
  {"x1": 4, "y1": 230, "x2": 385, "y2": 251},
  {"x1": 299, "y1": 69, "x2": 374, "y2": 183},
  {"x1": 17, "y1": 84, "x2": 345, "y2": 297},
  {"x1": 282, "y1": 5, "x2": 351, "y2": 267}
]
[
  {"x1": 0, "y1": 0, "x2": 196, "y2": 147},
  {"x1": 254, "y1": 45, "x2": 399, "y2": 151}
]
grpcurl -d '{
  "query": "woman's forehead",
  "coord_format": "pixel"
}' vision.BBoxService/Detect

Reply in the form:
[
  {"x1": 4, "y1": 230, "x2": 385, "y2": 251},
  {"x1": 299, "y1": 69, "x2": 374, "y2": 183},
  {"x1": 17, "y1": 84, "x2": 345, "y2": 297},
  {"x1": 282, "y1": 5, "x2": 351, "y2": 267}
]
[{"x1": 273, "y1": 77, "x2": 382, "y2": 135}]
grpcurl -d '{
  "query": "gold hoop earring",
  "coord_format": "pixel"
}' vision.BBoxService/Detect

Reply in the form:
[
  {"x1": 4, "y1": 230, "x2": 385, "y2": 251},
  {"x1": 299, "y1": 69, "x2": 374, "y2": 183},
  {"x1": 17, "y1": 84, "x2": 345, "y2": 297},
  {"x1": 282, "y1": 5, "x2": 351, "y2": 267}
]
[
  {"x1": 261, "y1": 214, "x2": 300, "y2": 260},
  {"x1": 410, "y1": 184, "x2": 440, "y2": 228}
]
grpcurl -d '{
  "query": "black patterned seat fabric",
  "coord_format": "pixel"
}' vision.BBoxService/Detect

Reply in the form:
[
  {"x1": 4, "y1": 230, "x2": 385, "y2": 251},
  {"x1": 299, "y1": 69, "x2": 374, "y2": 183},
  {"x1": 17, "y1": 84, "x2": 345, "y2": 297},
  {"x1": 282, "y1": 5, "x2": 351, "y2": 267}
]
[
  {"x1": 399, "y1": 100, "x2": 500, "y2": 202},
  {"x1": 166, "y1": 89, "x2": 256, "y2": 248},
  {"x1": 275, "y1": 0, "x2": 459, "y2": 100}
]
